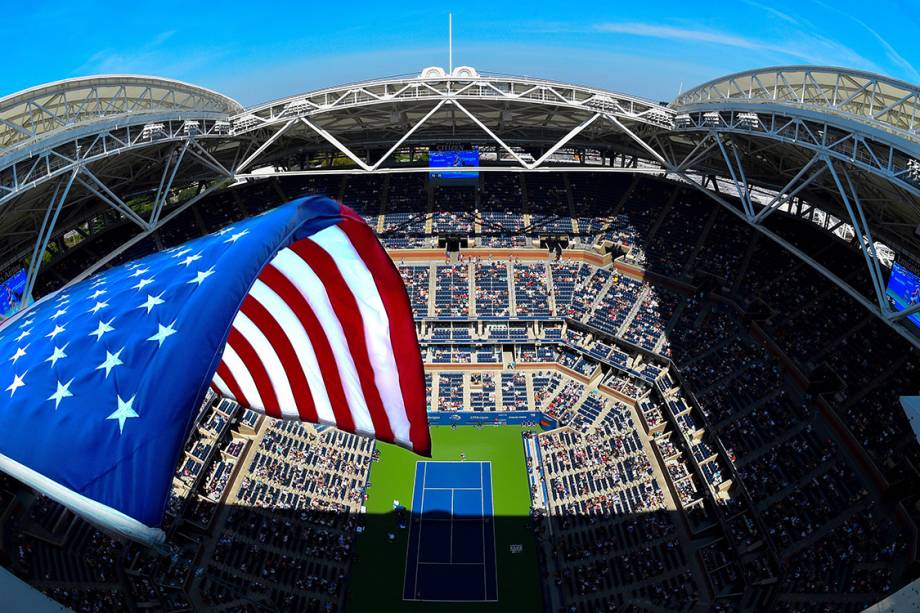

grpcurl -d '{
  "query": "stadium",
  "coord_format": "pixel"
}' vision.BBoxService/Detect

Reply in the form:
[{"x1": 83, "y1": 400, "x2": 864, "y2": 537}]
[{"x1": 0, "y1": 60, "x2": 919, "y2": 613}]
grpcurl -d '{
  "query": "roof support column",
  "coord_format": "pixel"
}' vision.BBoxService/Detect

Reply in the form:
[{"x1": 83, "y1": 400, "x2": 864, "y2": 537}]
[
  {"x1": 825, "y1": 157, "x2": 892, "y2": 315},
  {"x1": 675, "y1": 134, "x2": 719, "y2": 172},
  {"x1": 449, "y1": 101, "x2": 530, "y2": 168},
  {"x1": 370, "y1": 99, "x2": 449, "y2": 171},
  {"x1": 23, "y1": 168, "x2": 77, "y2": 302},
  {"x1": 151, "y1": 140, "x2": 190, "y2": 226},
  {"x1": 187, "y1": 141, "x2": 234, "y2": 178},
  {"x1": 675, "y1": 169, "x2": 920, "y2": 351},
  {"x1": 530, "y1": 113, "x2": 602, "y2": 168},
  {"x1": 300, "y1": 117, "x2": 372, "y2": 171},
  {"x1": 75, "y1": 168, "x2": 150, "y2": 230},
  {"x1": 234, "y1": 119, "x2": 297, "y2": 174},
  {"x1": 604, "y1": 114, "x2": 671, "y2": 170},
  {"x1": 714, "y1": 134, "x2": 755, "y2": 220},
  {"x1": 891, "y1": 301, "x2": 920, "y2": 321},
  {"x1": 67, "y1": 179, "x2": 227, "y2": 286},
  {"x1": 752, "y1": 152, "x2": 825, "y2": 224}
]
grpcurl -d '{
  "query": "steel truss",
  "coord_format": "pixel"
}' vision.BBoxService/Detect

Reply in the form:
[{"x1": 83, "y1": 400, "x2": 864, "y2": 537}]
[
  {"x1": 675, "y1": 66, "x2": 920, "y2": 138},
  {"x1": 232, "y1": 71, "x2": 673, "y2": 137},
  {"x1": 673, "y1": 107, "x2": 919, "y2": 201},
  {"x1": 2, "y1": 68, "x2": 920, "y2": 349},
  {"x1": 0, "y1": 77, "x2": 243, "y2": 294},
  {"x1": 667, "y1": 127, "x2": 920, "y2": 347},
  {"x1": 665, "y1": 67, "x2": 920, "y2": 348},
  {"x1": 233, "y1": 101, "x2": 666, "y2": 178}
]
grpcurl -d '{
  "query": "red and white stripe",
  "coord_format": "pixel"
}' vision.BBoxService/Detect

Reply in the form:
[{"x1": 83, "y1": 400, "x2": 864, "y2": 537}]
[{"x1": 210, "y1": 206, "x2": 430, "y2": 455}]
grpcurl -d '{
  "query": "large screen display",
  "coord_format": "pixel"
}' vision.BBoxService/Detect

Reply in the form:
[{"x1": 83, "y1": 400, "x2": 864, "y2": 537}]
[
  {"x1": 0, "y1": 269, "x2": 27, "y2": 317},
  {"x1": 886, "y1": 262, "x2": 920, "y2": 327},
  {"x1": 429, "y1": 150, "x2": 479, "y2": 183}
]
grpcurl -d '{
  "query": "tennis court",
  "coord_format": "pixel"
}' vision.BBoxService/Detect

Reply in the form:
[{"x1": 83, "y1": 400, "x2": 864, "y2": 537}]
[{"x1": 402, "y1": 461, "x2": 498, "y2": 602}]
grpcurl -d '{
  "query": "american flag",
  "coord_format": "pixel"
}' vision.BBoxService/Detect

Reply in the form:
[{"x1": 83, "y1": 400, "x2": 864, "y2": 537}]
[{"x1": 0, "y1": 196, "x2": 429, "y2": 544}]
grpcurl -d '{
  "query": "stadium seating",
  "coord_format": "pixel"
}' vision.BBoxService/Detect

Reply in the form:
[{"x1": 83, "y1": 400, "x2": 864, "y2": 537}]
[{"x1": 14, "y1": 170, "x2": 920, "y2": 612}]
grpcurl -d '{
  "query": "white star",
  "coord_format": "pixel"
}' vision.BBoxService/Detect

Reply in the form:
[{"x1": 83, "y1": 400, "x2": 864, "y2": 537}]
[
  {"x1": 147, "y1": 321, "x2": 177, "y2": 346},
  {"x1": 107, "y1": 394, "x2": 139, "y2": 434},
  {"x1": 9, "y1": 344, "x2": 28, "y2": 365},
  {"x1": 129, "y1": 267, "x2": 150, "y2": 278},
  {"x1": 48, "y1": 378, "x2": 74, "y2": 409},
  {"x1": 216, "y1": 226, "x2": 235, "y2": 236},
  {"x1": 45, "y1": 344, "x2": 68, "y2": 367},
  {"x1": 45, "y1": 324, "x2": 66, "y2": 340},
  {"x1": 138, "y1": 292, "x2": 165, "y2": 314},
  {"x1": 50, "y1": 308, "x2": 68, "y2": 320},
  {"x1": 96, "y1": 348, "x2": 124, "y2": 378},
  {"x1": 54, "y1": 293, "x2": 70, "y2": 304},
  {"x1": 131, "y1": 277, "x2": 155, "y2": 291},
  {"x1": 170, "y1": 248, "x2": 192, "y2": 260},
  {"x1": 178, "y1": 252, "x2": 203, "y2": 267},
  {"x1": 19, "y1": 318, "x2": 35, "y2": 329},
  {"x1": 6, "y1": 371, "x2": 27, "y2": 397},
  {"x1": 224, "y1": 229, "x2": 250, "y2": 244},
  {"x1": 88, "y1": 300, "x2": 109, "y2": 315},
  {"x1": 187, "y1": 266, "x2": 216, "y2": 286},
  {"x1": 89, "y1": 318, "x2": 115, "y2": 341},
  {"x1": 15, "y1": 328, "x2": 30, "y2": 343},
  {"x1": 89, "y1": 288, "x2": 107, "y2": 300}
]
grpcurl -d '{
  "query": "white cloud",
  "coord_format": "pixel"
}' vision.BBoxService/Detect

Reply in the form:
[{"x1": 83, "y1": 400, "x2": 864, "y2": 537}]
[
  {"x1": 73, "y1": 30, "x2": 224, "y2": 79},
  {"x1": 593, "y1": 23, "x2": 765, "y2": 50},
  {"x1": 809, "y1": 0, "x2": 919, "y2": 82},
  {"x1": 740, "y1": 0, "x2": 802, "y2": 26},
  {"x1": 589, "y1": 21, "x2": 883, "y2": 74},
  {"x1": 849, "y1": 18, "x2": 919, "y2": 82}
]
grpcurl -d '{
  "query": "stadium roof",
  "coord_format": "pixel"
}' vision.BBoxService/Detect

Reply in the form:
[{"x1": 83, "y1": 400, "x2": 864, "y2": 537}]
[
  {"x1": 0, "y1": 75, "x2": 241, "y2": 152},
  {"x1": 674, "y1": 65, "x2": 920, "y2": 142},
  {"x1": 0, "y1": 65, "x2": 918, "y2": 344}
]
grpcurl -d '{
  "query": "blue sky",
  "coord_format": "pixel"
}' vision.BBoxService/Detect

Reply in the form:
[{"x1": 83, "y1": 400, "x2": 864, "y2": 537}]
[{"x1": 4, "y1": 1, "x2": 917, "y2": 106}]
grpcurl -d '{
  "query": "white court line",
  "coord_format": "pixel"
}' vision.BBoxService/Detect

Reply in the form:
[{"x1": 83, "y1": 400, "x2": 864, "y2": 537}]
[
  {"x1": 488, "y1": 461, "x2": 499, "y2": 601},
  {"x1": 416, "y1": 562, "x2": 486, "y2": 566},
  {"x1": 402, "y1": 459, "x2": 421, "y2": 601},
  {"x1": 402, "y1": 461, "x2": 500, "y2": 603},
  {"x1": 480, "y1": 461, "x2": 487, "y2": 600},
  {"x1": 413, "y1": 462, "x2": 427, "y2": 598}
]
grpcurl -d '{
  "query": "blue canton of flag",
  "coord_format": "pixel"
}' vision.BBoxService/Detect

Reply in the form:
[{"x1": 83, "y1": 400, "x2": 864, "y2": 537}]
[{"x1": 0, "y1": 196, "x2": 348, "y2": 544}]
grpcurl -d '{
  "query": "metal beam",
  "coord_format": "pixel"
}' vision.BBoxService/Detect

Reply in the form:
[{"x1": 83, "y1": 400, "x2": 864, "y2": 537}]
[
  {"x1": 714, "y1": 134, "x2": 754, "y2": 220},
  {"x1": 675, "y1": 134, "x2": 719, "y2": 172},
  {"x1": 66, "y1": 180, "x2": 227, "y2": 286},
  {"x1": 676, "y1": 169, "x2": 920, "y2": 351},
  {"x1": 234, "y1": 119, "x2": 297, "y2": 173},
  {"x1": 752, "y1": 153, "x2": 825, "y2": 223},
  {"x1": 841, "y1": 166, "x2": 893, "y2": 303},
  {"x1": 369, "y1": 99, "x2": 448, "y2": 171},
  {"x1": 449, "y1": 100, "x2": 530, "y2": 168},
  {"x1": 24, "y1": 169, "x2": 77, "y2": 301},
  {"x1": 825, "y1": 158, "x2": 891, "y2": 314},
  {"x1": 75, "y1": 169, "x2": 149, "y2": 230},
  {"x1": 604, "y1": 114, "x2": 671, "y2": 169},
  {"x1": 300, "y1": 117, "x2": 371, "y2": 171},
  {"x1": 235, "y1": 164, "x2": 665, "y2": 178},
  {"x1": 888, "y1": 300, "x2": 920, "y2": 321},
  {"x1": 187, "y1": 140, "x2": 235, "y2": 178},
  {"x1": 151, "y1": 141, "x2": 189, "y2": 226},
  {"x1": 531, "y1": 113, "x2": 602, "y2": 168}
]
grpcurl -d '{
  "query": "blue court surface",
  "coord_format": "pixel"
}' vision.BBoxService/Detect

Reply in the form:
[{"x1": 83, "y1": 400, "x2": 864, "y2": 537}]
[{"x1": 403, "y1": 461, "x2": 498, "y2": 601}]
